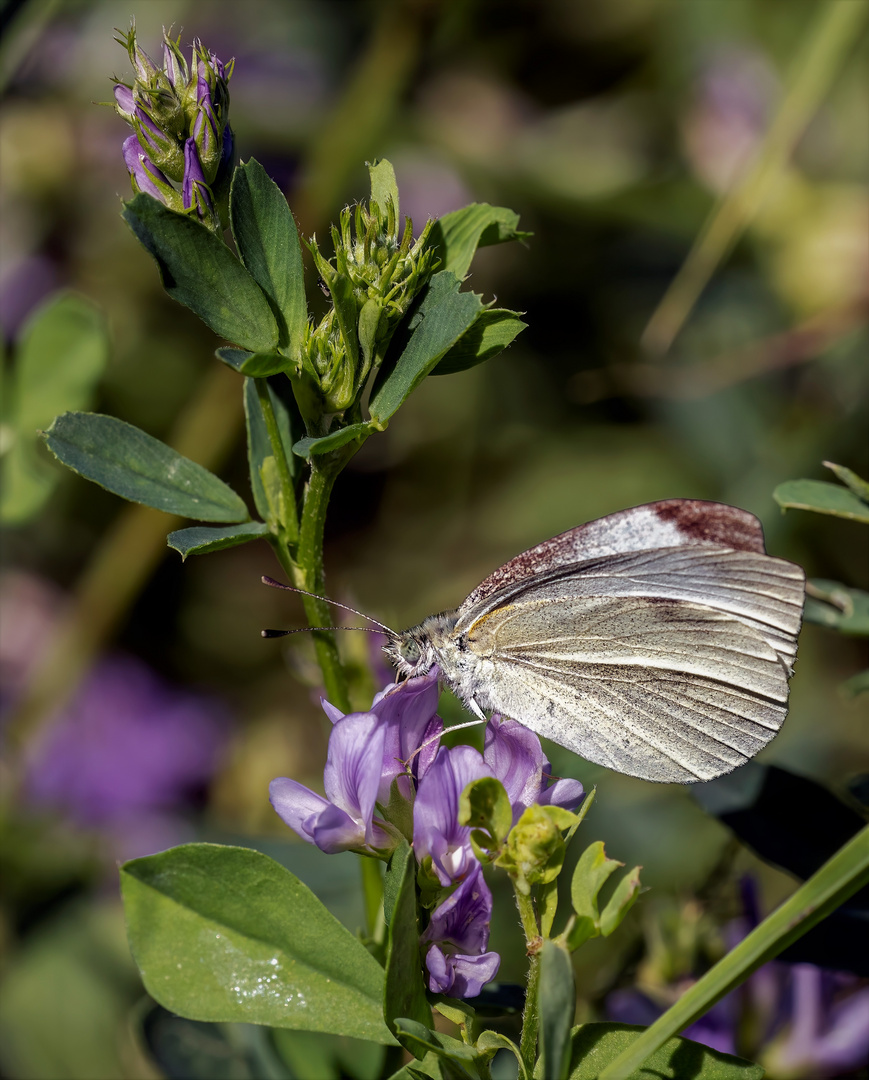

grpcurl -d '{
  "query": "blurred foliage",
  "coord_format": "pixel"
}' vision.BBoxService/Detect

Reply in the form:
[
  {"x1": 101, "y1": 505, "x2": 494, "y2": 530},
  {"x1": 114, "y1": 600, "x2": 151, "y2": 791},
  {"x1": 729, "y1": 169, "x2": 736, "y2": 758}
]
[{"x1": 1, "y1": 0, "x2": 867, "y2": 1077}]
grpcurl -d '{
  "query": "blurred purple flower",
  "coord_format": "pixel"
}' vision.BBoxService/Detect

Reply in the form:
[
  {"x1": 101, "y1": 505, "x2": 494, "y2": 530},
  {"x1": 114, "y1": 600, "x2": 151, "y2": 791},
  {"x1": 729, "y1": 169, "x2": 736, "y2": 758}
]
[
  {"x1": 606, "y1": 880, "x2": 869, "y2": 1077},
  {"x1": 413, "y1": 744, "x2": 492, "y2": 886},
  {"x1": 421, "y1": 863, "x2": 501, "y2": 998},
  {"x1": 270, "y1": 710, "x2": 394, "y2": 855},
  {"x1": 23, "y1": 655, "x2": 228, "y2": 828},
  {"x1": 484, "y1": 715, "x2": 584, "y2": 823}
]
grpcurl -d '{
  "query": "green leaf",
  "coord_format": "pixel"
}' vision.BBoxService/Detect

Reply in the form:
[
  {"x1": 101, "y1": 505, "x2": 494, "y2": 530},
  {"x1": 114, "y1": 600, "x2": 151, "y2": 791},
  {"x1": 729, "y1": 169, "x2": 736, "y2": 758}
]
[
  {"x1": 432, "y1": 310, "x2": 527, "y2": 376},
  {"x1": 428, "y1": 204, "x2": 530, "y2": 280},
  {"x1": 215, "y1": 346, "x2": 290, "y2": 377},
  {"x1": 292, "y1": 423, "x2": 374, "y2": 459},
  {"x1": 392, "y1": 1019, "x2": 480, "y2": 1071},
  {"x1": 773, "y1": 478, "x2": 869, "y2": 522},
  {"x1": 230, "y1": 159, "x2": 307, "y2": 355},
  {"x1": 1, "y1": 292, "x2": 109, "y2": 525},
  {"x1": 597, "y1": 825, "x2": 869, "y2": 1080},
  {"x1": 460, "y1": 777, "x2": 512, "y2": 859},
  {"x1": 840, "y1": 669, "x2": 869, "y2": 698},
  {"x1": 564, "y1": 1024, "x2": 764, "y2": 1080},
  {"x1": 120, "y1": 843, "x2": 396, "y2": 1044},
  {"x1": 244, "y1": 377, "x2": 301, "y2": 522},
  {"x1": 122, "y1": 194, "x2": 279, "y2": 352},
  {"x1": 824, "y1": 461, "x2": 869, "y2": 501},
  {"x1": 369, "y1": 158, "x2": 399, "y2": 219},
  {"x1": 599, "y1": 866, "x2": 642, "y2": 937},
  {"x1": 570, "y1": 843, "x2": 621, "y2": 925},
  {"x1": 539, "y1": 941, "x2": 575, "y2": 1080},
  {"x1": 43, "y1": 412, "x2": 250, "y2": 522},
  {"x1": 805, "y1": 579, "x2": 869, "y2": 635},
  {"x1": 167, "y1": 522, "x2": 270, "y2": 559},
  {"x1": 369, "y1": 273, "x2": 484, "y2": 425},
  {"x1": 539, "y1": 879, "x2": 560, "y2": 938},
  {"x1": 476, "y1": 1031, "x2": 528, "y2": 1080},
  {"x1": 383, "y1": 843, "x2": 431, "y2": 1034}
]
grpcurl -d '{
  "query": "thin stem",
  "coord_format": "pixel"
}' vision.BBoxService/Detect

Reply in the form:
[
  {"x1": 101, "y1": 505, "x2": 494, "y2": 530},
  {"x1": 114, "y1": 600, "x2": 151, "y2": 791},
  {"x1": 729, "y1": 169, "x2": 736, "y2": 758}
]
[
  {"x1": 515, "y1": 885, "x2": 542, "y2": 1075},
  {"x1": 254, "y1": 378, "x2": 299, "y2": 544},
  {"x1": 641, "y1": 0, "x2": 867, "y2": 356},
  {"x1": 519, "y1": 947, "x2": 541, "y2": 1075}
]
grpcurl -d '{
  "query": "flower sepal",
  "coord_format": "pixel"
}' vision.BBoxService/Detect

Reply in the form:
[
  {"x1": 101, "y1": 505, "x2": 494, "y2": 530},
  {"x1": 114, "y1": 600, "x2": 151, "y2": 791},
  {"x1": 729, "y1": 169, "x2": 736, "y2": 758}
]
[
  {"x1": 459, "y1": 776, "x2": 512, "y2": 864},
  {"x1": 497, "y1": 803, "x2": 580, "y2": 896}
]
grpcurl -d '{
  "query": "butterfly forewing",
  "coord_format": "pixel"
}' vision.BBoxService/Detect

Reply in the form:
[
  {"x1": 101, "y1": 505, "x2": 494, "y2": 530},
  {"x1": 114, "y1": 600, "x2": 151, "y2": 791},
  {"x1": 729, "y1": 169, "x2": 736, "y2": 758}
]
[
  {"x1": 462, "y1": 500, "x2": 768, "y2": 609},
  {"x1": 457, "y1": 544, "x2": 805, "y2": 673},
  {"x1": 462, "y1": 595, "x2": 790, "y2": 783}
]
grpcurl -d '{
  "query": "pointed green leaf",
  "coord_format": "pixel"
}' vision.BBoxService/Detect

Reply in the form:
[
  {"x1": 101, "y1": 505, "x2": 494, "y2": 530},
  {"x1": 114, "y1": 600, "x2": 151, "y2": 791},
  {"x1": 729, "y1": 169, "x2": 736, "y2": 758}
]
[
  {"x1": 476, "y1": 1031, "x2": 527, "y2": 1079},
  {"x1": 432, "y1": 310, "x2": 527, "y2": 376},
  {"x1": 230, "y1": 159, "x2": 307, "y2": 354},
  {"x1": 369, "y1": 159, "x2": 399, "y2": 220},
  {"x1": 43, "y1": 412, "x2": 249, "y2": 522},
  {"x1": 566, "y1": 1024, "x2": 764, "y2": 1080},
  {"x1": 597, "y1": 825, "x2": 869, "y2": 1080},
  {"x1": 428, "y1": 204, "x2": 530, "y2": 279},
  {"x1": 122, "y1": 194, "x2": 279, "y2": 352},
  {"x1": 460, "y1": 777, "x2": 512, "y2": 861},
  {"x1": 120, "y1": 843, "x2": 396, "y2": 1044},
  {"x1": 823, "y1": 461, "x2": 869, "y2": 501},
  {"x1": 167, "y1": 522, "x2": 270, "y2": 559},
  {"x1": 292, "y1": 423, "x2": 373, "y2": 459},
  {"x1": 383, "y1": 843, "x2": 431, "y2": 1034},
  {"x1": 773, "y1": 478, "x2": 869, "y2": 522},
  {"x1": 539, "y1": 941, "x2": 575, "y2": 1080},
  {"x1": 369, "y1": 273, "x2": 483, "y2": 425}
]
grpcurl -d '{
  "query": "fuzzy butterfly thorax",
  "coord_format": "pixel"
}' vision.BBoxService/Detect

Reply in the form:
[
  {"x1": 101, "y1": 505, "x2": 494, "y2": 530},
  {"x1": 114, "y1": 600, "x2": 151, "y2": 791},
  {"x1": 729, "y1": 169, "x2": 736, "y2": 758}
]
[{"x1": 383, "y1": 611, "x2": 460, "y2": 680}]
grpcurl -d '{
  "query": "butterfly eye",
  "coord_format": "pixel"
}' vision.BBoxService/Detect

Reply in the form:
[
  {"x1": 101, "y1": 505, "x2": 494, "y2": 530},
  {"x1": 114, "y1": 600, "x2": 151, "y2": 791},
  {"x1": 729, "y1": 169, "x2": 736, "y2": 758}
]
[{"x1": 400, "y1": 639, "x2": 421, "y2": 664}]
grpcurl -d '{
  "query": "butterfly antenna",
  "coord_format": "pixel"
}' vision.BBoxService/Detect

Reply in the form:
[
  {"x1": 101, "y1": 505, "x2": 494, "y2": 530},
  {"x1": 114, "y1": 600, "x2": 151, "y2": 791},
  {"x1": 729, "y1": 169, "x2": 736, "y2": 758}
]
[
  {"x1": 261, "y1": 576, "x2": 396, "y2": 634},
  {"x1": 262, "y1": 625, "x2": 387, "y2": 639}
]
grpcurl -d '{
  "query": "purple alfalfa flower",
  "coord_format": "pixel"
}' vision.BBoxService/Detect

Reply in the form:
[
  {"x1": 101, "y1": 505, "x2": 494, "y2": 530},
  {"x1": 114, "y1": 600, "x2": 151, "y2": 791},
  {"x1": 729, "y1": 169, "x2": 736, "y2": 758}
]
[
  {"x1": 322, "y1": 668, "x2": 443, "y2": 804},
  {"x1": 413, "y1": 743, "x2": 492, "y2": 886},
  {"x1": 270, "y1": 710, "x2": 394, "y2": 855},
  {"x1": 484, "y1": 714, "x2": 584, "y2": 823},
  {"x1": 421, "y1": 863, "x2": 501, "y2": 998},
  {"x1": 181, "y1": 137, "x2": 217, "y2": 226},
  {"x1": 122, "y1": 135, "x2": 178, "y2": 205}
]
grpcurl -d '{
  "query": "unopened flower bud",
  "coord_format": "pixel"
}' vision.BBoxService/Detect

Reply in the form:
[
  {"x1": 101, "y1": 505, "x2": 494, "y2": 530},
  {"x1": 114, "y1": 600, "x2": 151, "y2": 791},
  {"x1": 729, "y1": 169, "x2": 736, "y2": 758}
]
[{"x1": 122, "y1": 135, "x2": 181, "y2": 210}]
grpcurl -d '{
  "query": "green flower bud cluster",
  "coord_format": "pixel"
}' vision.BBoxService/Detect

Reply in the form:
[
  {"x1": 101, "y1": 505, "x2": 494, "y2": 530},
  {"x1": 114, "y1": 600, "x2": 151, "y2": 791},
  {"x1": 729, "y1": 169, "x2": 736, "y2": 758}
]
[{"x1": 305, "y1": 196, "x2": 439, "y2": 413}]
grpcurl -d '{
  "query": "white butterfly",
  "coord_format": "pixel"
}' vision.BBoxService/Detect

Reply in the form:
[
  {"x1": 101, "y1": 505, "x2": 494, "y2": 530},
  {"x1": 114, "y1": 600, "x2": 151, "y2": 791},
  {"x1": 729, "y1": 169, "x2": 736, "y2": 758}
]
[{"x1": 382, "y1": 500, "x2": 805, "y2": 784}]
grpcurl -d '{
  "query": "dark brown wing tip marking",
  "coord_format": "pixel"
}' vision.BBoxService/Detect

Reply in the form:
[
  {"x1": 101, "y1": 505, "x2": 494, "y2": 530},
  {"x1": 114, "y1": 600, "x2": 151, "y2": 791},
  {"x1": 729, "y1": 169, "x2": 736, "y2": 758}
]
[{"x1": 653, "y1": 500, "x2": 766, "y2": 554}]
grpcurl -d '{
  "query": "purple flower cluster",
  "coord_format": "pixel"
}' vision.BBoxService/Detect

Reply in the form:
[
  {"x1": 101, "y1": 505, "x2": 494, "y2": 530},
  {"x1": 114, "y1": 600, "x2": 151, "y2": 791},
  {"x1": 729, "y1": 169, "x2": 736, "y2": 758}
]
[
  {"x1": 270, "y1": 670, "x2": 584, "y2": 998},
  {"x1": 113, "y1": 27, "x2": 235, "y2": 229}
]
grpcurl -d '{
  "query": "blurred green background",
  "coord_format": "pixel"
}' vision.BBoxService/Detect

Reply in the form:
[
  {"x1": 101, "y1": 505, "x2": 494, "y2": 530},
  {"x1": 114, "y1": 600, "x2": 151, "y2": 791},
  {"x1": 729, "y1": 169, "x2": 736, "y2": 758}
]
[{"x1": 1, "y1": 0, "x2": 867, "y2": 1077}]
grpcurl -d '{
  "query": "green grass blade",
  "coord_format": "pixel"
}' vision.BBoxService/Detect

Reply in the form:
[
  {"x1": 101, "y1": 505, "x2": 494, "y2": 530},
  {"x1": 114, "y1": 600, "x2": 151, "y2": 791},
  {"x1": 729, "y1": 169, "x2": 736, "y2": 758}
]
[{"x1": 599, "y1": 823, "x2": 869, "y2": 1080}]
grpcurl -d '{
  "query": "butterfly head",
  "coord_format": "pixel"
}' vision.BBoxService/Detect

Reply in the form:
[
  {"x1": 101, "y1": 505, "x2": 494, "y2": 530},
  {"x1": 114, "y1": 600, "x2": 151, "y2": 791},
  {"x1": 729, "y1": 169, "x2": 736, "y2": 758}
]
[{"x1": 383, "y1": 612, "x2": 458, "y2": 680}]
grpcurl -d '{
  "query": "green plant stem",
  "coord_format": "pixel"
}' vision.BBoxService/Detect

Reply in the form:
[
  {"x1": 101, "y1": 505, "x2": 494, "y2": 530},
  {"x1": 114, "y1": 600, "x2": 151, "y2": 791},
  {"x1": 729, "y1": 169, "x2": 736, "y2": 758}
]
[
  {"x1": 254, "y1": 377, "x2": 299, "y2": 544},
  {"x1": 515, "y1": 886, "x2": 542, "y2": 1074},
  {"x1": 599, "y1": 823, "x2": 869, "y2": 1080},
  {"x1": 641, "y1": 0, "x2": 867, "y2": 356},
  {"x1": 519, "y1": 948, "x2": 541, "y2": 1076},
  {"x1": 293, "y1": 455, "x2": 353, "y2": 711}
]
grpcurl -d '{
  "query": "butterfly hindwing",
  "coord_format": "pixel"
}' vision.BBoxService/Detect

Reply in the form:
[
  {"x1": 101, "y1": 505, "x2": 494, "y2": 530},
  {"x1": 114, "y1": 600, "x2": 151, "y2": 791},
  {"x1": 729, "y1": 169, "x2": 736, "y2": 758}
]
[{"x1": 459, "y1": 594, "x2": 791, "y2": 783}]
